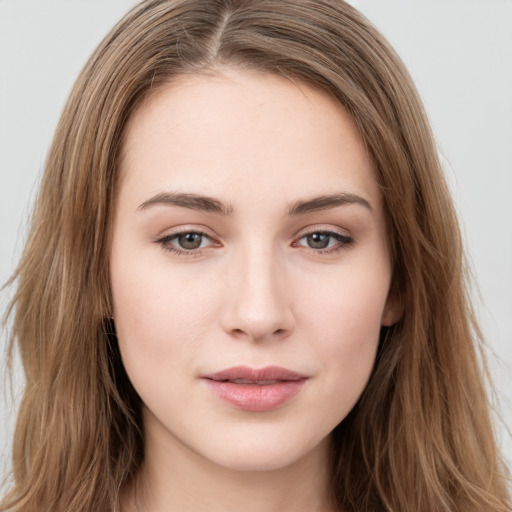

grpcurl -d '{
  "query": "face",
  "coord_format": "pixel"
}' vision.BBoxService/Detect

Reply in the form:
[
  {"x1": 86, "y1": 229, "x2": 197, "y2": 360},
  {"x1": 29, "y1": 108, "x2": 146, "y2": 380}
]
[{"x1": 110, "y1": 69, "x2": 398, "y2": 472}]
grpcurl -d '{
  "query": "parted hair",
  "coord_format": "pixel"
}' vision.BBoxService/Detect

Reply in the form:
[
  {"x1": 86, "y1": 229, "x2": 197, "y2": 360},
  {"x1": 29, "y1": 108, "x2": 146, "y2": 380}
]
[{"x1": 2, "y1": 1, "x2": 510, "y2": 511}]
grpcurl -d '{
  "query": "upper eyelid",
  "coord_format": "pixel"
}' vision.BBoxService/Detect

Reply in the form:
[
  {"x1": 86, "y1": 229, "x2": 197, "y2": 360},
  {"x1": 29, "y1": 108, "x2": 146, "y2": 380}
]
[
  {"x1": 165, "y1": 228, "x2": 211, "y2": 237},
  {"x1": 154, "y1": 226, "x2": 215, "y2": 241},
  {"x1": 294, "y1": 225, "x2": 352, "y2": 239}
]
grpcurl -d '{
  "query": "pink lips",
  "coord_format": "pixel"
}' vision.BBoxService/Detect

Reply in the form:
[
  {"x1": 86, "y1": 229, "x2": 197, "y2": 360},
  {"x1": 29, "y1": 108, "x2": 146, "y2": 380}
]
[{"x1": 202, "y1": 366, "x2": 307, "y2": 412}]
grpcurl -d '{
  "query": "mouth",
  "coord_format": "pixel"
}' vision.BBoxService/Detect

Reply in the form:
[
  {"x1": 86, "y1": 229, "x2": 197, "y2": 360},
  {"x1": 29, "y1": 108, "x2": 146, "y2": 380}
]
[{"x1": 201, "y1": 366, "x2": 308, "y2": 412}]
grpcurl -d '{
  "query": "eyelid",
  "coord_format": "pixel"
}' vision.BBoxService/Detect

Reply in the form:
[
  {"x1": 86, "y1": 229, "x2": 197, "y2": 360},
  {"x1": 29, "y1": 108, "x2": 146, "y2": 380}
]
[
  {"x1": 294, "y1": 224, "x2": 352, "y2": 242},
  {"x1": 296, "y1": 224, "x2": 350, "y2": 236},
  {"x1": 153, "y1": 223, "x2": 216, "y2": 238}
]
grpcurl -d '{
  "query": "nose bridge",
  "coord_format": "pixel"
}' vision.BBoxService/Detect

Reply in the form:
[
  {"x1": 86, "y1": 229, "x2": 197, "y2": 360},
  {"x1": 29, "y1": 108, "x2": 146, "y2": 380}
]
[{"x1": 221, "y1": 238, "x2": 293, "y2": 341}]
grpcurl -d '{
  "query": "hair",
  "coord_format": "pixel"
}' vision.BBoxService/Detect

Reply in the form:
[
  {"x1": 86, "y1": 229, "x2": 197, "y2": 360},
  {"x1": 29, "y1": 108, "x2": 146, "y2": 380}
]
[{"x1": 1, "y1": 0, "x2": 510, "y2": 510}]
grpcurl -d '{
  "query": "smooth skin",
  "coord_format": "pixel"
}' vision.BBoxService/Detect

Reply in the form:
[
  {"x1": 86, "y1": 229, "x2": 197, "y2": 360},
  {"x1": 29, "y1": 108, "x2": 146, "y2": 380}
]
[{"x1": 111, "y1": 69, "x2": 400, "y2": 512}]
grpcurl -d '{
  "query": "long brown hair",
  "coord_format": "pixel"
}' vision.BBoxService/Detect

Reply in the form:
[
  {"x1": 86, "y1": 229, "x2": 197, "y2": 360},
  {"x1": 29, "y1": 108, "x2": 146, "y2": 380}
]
[{"x1": 2, "y1": 0, "x2": 510, "y2": 510}]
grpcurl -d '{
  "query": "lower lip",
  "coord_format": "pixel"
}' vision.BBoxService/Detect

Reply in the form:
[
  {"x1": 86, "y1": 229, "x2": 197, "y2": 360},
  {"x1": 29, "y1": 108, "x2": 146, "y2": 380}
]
[{"x1": 203, "y1": 378, "x2": 307, "y2": 412}]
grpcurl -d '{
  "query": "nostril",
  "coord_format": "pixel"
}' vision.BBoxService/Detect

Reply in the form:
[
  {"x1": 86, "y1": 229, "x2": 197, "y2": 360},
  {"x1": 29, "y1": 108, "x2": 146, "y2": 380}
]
[{"x1": 228, "y1": 326, "x2": 289, "y2": 340}]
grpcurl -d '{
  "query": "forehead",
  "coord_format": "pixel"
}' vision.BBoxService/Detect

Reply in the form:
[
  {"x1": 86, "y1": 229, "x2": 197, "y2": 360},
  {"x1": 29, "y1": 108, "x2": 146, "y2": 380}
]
[{"x1": 119, "y1": 69, "x2": 380, "y2": 210}]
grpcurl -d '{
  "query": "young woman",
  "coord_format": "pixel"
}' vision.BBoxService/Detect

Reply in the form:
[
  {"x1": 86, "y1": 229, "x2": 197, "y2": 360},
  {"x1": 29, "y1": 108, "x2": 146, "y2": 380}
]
[{"x1": 2, "y1": 0, "x2": 510, "y2": 511}]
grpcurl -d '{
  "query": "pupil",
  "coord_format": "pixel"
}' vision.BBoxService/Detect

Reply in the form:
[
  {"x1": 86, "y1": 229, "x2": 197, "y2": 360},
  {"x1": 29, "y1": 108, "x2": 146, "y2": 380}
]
[
  {"x1": 307, "y1": 233, "x2": 329, "y2": 249},
  {"x1": 178, "y1": 233, "x2": 202, "y2": 250}
]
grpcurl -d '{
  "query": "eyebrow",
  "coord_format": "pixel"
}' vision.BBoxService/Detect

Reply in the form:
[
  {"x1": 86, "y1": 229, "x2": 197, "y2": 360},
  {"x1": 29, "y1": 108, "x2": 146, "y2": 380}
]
[
  {"x1": 137, "y1": 191, "x2": 372, "y2": 216},
  {"x1": 138, "y1": 192, "x2": 234, "y2": 215},
  {"x1": 286, "y1": 193, "x2": 373, "y2": 216}
]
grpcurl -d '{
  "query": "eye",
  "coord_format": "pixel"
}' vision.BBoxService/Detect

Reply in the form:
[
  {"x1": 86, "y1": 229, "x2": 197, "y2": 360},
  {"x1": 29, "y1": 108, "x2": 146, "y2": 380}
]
[
  {"x1": 175, "y1": 232, "x2": 205, "y2": 250},
  {"x1": 294, "y1": 230, "x2": 353, "y2": 253},
  {"x1": 156, "y1": 230, "x2": 216, "y2": 255}
]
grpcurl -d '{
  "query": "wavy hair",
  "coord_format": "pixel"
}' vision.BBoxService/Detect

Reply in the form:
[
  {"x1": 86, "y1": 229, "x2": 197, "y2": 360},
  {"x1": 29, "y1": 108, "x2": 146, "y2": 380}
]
[{"x1": 2, "y1": 0, "x2": 510, "y2": 510}]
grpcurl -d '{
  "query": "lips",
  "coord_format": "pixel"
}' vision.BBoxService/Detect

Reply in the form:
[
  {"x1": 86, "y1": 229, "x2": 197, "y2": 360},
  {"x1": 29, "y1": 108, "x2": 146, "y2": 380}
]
[{"x1": 202, "y1": 366, "x2": 307, "y2": 412}]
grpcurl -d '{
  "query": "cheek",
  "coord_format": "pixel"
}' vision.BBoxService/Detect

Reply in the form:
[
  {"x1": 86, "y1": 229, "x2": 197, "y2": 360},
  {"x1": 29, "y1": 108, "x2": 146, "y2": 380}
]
[
  {"x1": 301, "y1": 257, "x2": 390, "y2": 345},
  {"x1": 109, "y1": 246, "x2": 219, "y2": 391},
  {"x1": 314, "y1": 292, "x2": 382, "y2": 382},
  {"x1": 296, "y1": 260, "x2": 390, "y2": 412}
]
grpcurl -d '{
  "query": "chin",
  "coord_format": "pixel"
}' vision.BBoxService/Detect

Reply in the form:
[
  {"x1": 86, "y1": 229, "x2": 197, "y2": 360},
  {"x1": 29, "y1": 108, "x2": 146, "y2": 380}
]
[
  {"x1": 195, "y1": 429, "x2": 331, "y2": 473},
  {"x1": 213, "y1": 452, "x2": 299, "y2": 472}
]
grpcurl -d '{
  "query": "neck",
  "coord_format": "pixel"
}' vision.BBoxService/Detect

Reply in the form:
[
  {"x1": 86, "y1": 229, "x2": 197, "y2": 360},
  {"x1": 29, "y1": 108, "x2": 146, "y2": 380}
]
[{"x1": 122, "y1": 413, "x2": 336, "y2": 512}]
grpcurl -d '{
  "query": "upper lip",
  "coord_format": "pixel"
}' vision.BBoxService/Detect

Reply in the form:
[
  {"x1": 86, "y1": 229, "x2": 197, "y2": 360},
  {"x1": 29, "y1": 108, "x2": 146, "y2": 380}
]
[{"x1": 203, "y1": 366, "x2": 307, "y2": 383}]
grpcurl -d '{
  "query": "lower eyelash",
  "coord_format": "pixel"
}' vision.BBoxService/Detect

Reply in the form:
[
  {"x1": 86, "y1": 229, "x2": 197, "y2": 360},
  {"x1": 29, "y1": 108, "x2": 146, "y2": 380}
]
[{"x1": 161, "y1": 245, "x2": 201, "y2": 256}]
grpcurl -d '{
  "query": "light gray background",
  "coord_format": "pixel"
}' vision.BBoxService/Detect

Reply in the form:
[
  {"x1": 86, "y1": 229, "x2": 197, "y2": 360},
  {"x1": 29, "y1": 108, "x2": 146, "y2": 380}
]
[{"x1": 1, "y1": 0, "x2": 511, "y2": 478}]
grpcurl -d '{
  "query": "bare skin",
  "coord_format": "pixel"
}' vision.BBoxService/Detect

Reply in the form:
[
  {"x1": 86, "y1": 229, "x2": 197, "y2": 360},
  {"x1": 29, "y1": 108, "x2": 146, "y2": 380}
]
[
  {"x1": 121, "y1": 429, "x2": 333, "y2": 511},
  {"x1": 112, "y1": 69, "x2": 399, "y2": 512}
]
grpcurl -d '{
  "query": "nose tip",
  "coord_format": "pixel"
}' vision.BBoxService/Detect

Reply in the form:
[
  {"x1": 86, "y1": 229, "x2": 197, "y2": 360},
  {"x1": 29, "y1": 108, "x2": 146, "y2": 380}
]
[
  {"x1": 219, "y1": 256, "x2": 294, "y2": 342},
  {"x1": 228, "y1": 322, "x2": 292, "y2": 343}
]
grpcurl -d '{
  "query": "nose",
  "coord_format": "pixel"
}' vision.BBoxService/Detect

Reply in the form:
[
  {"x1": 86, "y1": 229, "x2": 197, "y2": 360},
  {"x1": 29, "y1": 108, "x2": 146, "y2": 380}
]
[{"x1": 219, "y1": 245, "x2": 295, "y2": 342}]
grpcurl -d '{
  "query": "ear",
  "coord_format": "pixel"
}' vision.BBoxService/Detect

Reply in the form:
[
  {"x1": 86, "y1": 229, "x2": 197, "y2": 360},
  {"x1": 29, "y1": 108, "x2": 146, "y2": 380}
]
[{"x1": 381, "y1": 278, "x2": 403, "y2": 327}]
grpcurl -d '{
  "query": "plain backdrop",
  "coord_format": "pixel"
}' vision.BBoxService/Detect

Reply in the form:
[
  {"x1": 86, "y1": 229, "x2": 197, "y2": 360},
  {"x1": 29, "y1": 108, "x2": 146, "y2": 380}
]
[{"x1": 1, "y1": 0, "x2": 511, "y2": 478}]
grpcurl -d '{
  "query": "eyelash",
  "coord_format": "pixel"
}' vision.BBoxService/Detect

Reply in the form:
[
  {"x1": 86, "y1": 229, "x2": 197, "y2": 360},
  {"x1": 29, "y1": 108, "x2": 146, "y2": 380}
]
[
  {"x1": 156, "y1": 229, "x2": 354, "y2": 257},
  {"x1": 292, "y1": 230, "x2": 354, "y2": 254},
  {"x1": 156, "y1": 230, "x2": 217, "y2": 257}
]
